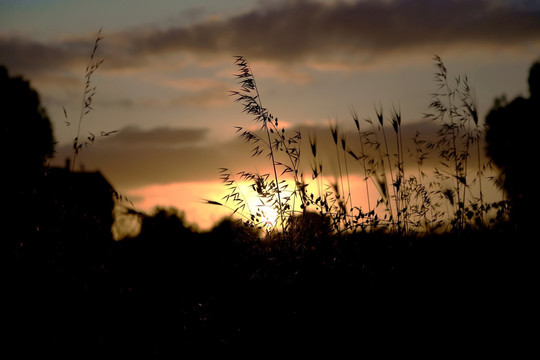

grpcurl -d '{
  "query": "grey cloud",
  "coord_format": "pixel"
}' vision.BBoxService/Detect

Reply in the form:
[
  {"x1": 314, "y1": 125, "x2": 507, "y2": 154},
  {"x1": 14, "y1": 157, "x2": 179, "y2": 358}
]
[
  {"x1": 98, "y1": 89, "x2": 230, "y2": 109},
  {"x1": 3, "y1": 0, "x2": 540, "y2": 76},
  {"x1": 51, "y1": 125, "x2": 246, "y2": 188},
  {"x1": 127, "y1": 0, "x2": 540, "y2": 62},
  {"x1": 0, "y1": 36, "x2": 81, "y2": 75},
  {"x1": 0, "y1": 32, "x2": 137, "y2": 77},
  {"x1": 101, "y1": 126, "x2": 209, "y2": 146}
]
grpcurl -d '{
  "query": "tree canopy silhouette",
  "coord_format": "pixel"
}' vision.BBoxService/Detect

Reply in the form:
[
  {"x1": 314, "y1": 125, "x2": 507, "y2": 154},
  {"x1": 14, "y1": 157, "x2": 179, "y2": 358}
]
[
  {"x1": 1, "y1": 65, "x2": 54, "y2": 189},
  {"x1": 2, "y1": 65, "x2": 56, "y2": 262},
  {"x1": 485, "y1": 60, "x2": 540, "y2": 228}
]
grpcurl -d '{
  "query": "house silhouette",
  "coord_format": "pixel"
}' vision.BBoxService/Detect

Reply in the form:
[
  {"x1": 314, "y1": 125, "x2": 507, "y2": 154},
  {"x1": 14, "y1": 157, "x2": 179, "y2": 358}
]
[{"x1": 43, "y1": 158, "x2": 116, "y2": 241}]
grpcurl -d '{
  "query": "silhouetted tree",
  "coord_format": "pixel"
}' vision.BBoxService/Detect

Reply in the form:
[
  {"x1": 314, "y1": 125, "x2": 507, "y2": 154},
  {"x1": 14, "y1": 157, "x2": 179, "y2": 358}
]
[
  {"x1": 1, "y1": 65, "x2": 54, "y2": 188},
  {"x1": 2, "y1": 66, "x2": 55, "y2": 259},
  {"x1": 485, "y1": 61, "x2": 540, "y2": 229},
  {"x1": 2, "y1": 66, "x2": 58, "y2": 356}
]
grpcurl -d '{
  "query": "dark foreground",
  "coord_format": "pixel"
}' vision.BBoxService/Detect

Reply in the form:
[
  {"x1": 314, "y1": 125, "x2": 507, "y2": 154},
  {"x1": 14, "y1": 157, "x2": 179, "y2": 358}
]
[{"x1": 6, "y1": 220, "x2": 535, "y2": 357}]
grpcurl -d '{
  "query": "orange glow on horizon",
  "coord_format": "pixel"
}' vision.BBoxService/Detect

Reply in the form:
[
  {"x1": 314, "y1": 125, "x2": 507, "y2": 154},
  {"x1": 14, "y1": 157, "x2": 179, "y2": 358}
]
[
  {"x1": 124, "y1": 166, "x2": 505, "y2": 235},
  {"x1": 126, "y1": 180, "x2": 231, "y2": 231},
  {"x1": 125, "y1": 175, "x2": 377, "y2": 231}
]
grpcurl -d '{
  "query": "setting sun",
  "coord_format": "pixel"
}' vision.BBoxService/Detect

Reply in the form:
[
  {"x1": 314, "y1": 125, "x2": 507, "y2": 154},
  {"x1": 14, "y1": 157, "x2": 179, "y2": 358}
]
[{"x1": 257, "y1": 204, "x2": 279, "y2": 229}]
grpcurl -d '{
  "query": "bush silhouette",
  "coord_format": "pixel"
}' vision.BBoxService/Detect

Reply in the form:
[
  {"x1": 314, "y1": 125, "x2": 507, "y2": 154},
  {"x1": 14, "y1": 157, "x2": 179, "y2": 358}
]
[{"x1": 485, "y1": 61, "x2": 540, "y2": 228}]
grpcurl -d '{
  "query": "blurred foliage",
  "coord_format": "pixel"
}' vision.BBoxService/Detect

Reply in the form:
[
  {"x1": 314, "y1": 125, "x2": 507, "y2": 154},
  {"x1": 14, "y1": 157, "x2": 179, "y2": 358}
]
[
  {"x1": 7, "y1": 210, "x2": 534, "y2": 356},
  {"x1": 485, "y1": 61, "x2": 540, "y2": 229}
]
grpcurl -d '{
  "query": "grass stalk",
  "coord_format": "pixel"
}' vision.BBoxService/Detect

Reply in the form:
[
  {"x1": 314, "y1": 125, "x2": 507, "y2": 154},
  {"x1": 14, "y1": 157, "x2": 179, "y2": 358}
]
[
  {"x1": 330, "y1": 122, "x2": 346, "y2": 213},
  {"x1": 350, "y1": 109, "x2": 372, "y2": 212},
  {"x1": 72, "y1": 28, "x2": 104, "y2": 172},
  {"x1": 376, "y1": 104, "x2": 398, "y2": 228},
  {"x1": 231, "y1": 56, "x2": 285, "y2": 232}
]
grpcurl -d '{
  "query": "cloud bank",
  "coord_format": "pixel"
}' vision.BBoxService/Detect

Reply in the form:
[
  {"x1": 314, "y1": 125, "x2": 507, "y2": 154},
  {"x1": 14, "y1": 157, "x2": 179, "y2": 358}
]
[
  {"x1": 129, "y1": 0, "x2": 540, "y2": 61},
  {"x1": 52, "y1": 125, "x2": 253, "y2": 188},
  {"x1": 52, "y1": 119, "x2": 447, "y2": 190},
  {"x1": 2, "y1": 0, "x2": 540, "y2": 75}
]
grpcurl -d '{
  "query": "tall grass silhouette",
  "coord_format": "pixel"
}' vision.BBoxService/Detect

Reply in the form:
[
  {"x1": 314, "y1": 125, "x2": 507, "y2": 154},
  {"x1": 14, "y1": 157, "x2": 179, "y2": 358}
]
[
  {"x1": 63, "y1": 28, "x2": 117, "y2": 172},
  {"x1": 206, "y1": 56, "x2": 305, "y2": 235},
  {"x1": 60, "y1": 29, "x2": 134, "y2": 235},
  {"x1": 208, "y1": 55, "x2": 509, "y2": 237}
]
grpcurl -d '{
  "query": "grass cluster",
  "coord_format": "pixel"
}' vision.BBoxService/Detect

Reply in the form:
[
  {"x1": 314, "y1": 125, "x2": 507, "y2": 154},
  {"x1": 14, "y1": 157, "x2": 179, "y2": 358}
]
[{"x1": 208, "y1": 55, "x2": 510, "y2": 238}]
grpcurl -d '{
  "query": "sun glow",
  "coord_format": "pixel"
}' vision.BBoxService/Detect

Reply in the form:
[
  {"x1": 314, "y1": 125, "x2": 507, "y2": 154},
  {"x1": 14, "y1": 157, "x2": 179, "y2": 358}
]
[{"x1": 257, "y1": 204, "x2": 279, "y2": 228}]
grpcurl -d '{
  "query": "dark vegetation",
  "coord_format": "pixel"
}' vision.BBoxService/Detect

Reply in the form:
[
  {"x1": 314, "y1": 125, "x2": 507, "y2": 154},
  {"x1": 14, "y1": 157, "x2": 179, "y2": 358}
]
[
  {"x1": 485, "y1": 61, "x2": 540, "y2": 228},
  {"x1": 3, "y1": 46, "x2": 538, "y2": 357}
]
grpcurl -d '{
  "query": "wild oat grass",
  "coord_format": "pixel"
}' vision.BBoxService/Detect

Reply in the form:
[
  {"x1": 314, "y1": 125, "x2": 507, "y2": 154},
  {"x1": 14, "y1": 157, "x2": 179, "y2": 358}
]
[
  {"x1": 64, "y1": 28, "x2": 117, "y2": 172},
  {"x1": 208, "y1": 55, "x2": 508, "y2": 237},
  {"x1": 60, "y1": 29, "x2": 134, "y2": 237},
  {"x1": 206, "y1": 56, "x2": 305, "y2": 235}
]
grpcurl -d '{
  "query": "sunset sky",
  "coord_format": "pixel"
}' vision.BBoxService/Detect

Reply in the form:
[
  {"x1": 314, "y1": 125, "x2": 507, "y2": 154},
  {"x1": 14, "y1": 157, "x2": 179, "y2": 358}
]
[{"x1": 2, "y1": 0, "x2": 539, "y2": 230}]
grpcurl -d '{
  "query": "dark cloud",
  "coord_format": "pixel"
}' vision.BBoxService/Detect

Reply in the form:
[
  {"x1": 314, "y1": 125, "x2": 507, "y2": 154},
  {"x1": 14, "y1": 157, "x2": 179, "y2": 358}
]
[
  {"x1": 51, "y1": 125, "x2": 247, "y2": 188},
  {"x1": 0, "y1": 32, "x2": 135, "y2": 77},
  {"x1": 103, "y1": 126, "x2": 209, "y2": 146},
  {"x1": 127, "y1": 0, "x2": 540, "y2": 62},
  {"x1": 2, "y1": 0, "x2": 539, "y2": 75},
  {"x1": 0, "y1": 36, "x2": 81, "y2": 75}
]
